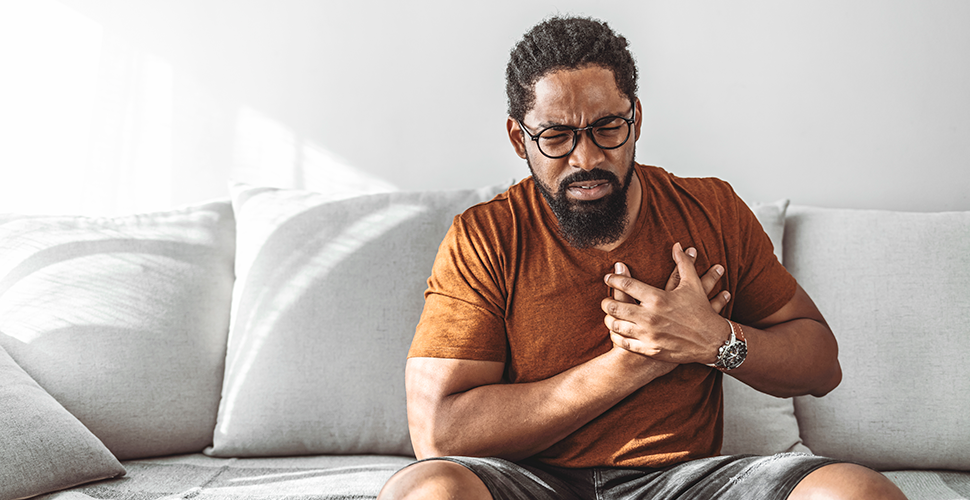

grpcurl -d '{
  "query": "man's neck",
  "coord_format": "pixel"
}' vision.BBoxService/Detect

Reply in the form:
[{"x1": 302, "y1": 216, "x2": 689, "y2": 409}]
[{"x1": 594, "y1": 168, "x2": 642, "y2": 253}]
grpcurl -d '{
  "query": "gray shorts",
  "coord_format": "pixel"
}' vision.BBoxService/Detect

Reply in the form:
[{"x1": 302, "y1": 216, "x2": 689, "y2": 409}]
[{"x1": 420, "y1": 453, "x2": 843, "y2": 500}]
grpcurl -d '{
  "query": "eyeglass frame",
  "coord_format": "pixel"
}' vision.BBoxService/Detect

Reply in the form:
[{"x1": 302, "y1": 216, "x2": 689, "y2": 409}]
[{"x1": 516, "y1": 103, "x2": 637, "y2": 159}]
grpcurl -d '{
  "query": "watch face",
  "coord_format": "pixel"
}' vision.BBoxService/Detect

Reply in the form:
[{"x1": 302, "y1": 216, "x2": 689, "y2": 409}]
[{"x1": 718, "y1": 342, "x2": 747, "y2": 371}]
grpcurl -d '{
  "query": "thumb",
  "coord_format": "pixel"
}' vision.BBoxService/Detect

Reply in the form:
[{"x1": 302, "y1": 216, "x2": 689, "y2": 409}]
[
  {"x1": 611, "y1": 262, "x2": 636, "y2": 303},
  {"x1": 670, "y1": 242, "x2": 701, "y2": 291}
]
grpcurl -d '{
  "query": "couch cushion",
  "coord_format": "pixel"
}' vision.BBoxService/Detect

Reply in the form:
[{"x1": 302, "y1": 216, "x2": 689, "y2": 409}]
[
  {"x1": 207, "y1": 183, "x2": 510, "y2": 457},
  {"x1": 784, "y1": 205, "x2": 970, "y2": 470},
  {"x1": 0, "y1": 201, "x2": 236, "y2": 460},
  {"x1": 721, "y1": 199, "x2": 810, "y2": 456},
  {"x1": 45, "y1": 453, "x2": 414, "y2": 500},
  {"x1": 883, "y1": 470, "x2": 970, "y2": 500},
  {"x1": 1, "y1": 343, "x2": 125, "y2": 499}
]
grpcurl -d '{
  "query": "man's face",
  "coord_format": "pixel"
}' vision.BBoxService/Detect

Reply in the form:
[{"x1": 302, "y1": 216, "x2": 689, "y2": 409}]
[{"x1": 508, "y1": 65, "x2": 641, "y2": 248}]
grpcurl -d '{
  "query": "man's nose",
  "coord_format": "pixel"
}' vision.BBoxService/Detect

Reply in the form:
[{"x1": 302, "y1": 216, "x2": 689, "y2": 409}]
[{"x1": 568, "y1": 130, "x2": 605, "y2": 171}]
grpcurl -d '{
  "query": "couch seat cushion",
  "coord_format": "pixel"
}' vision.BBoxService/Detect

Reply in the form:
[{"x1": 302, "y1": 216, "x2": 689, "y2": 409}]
[{"x1": 42, "y1": 453, "x2": 414, "y2": 499}]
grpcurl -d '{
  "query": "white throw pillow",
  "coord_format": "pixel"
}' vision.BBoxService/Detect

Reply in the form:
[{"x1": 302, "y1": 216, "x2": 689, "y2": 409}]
[
  {"x1": 207, "y1": 183, "x2": 510, "y2": 457},
  {"x1": 0, "y1": 344, "x2": 125, "y2": 499},
  {"x1": 0, "y1": 201, "x2": 236, "y2": 460},
  {"x1": 720, "y1": 199, "x2": 811, "y2": 456},
  {"x1": 785, "y1": 205, "x2": 970, "y2": 470}
]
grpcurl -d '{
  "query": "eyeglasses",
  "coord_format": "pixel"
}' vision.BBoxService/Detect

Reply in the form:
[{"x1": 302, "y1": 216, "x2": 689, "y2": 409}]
[{"x1": 517, "y1": 105, "x2": 636, "y2": 159}]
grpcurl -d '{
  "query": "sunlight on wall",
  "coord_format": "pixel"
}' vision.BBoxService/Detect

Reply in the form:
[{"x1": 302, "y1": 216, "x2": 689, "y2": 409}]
[
  {"x1": 0, "y1": 1, "x2": 395, "y2": 217},
  {"x1": 0, "y1": 0, "x2": 103, "y2": 215},
  {"x1": 232, "y1": 107, "x2": 397, "y2": 199},
  {"x1": 0, "y1": 0, "x2": 176, "y2": 216}
]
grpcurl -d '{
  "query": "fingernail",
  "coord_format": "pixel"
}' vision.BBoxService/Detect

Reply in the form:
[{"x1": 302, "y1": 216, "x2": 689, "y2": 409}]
[
  {"x1": 723, "y1": 291, "x2": 731, "y2": 301},
  {"x1": 715, "y1": 265, "x2": 723, "y2": 276},
  {"x1": 615, "y1": 262, "x2": 623, "y2": 274},
  {"x1": 686, "y1": 247, "x2": 697, "y2": 258}
]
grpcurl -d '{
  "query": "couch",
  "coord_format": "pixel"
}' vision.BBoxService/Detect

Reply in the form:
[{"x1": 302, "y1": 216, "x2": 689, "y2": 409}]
[{"x1": 1, "y1": 180, "x2": 968, "y2": 500}]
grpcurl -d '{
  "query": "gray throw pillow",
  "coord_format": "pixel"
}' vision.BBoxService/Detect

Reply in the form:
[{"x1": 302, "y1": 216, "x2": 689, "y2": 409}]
[{"x1": 0, "y1": 343, "x2": 125, "y2": 499}]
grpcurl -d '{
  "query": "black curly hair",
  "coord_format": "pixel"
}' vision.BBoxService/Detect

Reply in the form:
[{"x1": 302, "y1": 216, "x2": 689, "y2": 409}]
[{"x1": 506, "y1": 16, "x2": 638, "y2": 121}]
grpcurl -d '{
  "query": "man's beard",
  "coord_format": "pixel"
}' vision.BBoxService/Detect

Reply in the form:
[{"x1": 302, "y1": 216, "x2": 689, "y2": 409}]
[{"x1": 527, "y1": 156, "x2": 636, "y2": 249}]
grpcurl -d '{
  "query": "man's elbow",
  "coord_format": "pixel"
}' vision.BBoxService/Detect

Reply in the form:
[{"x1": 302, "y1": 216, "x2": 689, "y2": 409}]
[
  {"x1": 809, "y1": 360, "x2": 842, "y2": 397},
  {"x1": 411, "y1": 434, "x2": 449, "y2": 460},
  {"x1": 409, "y1": 421, "x2": 465, "y2": 460}
]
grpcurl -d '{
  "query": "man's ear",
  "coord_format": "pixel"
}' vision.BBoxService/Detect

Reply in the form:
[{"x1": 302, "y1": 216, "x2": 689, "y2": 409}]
[
  {"x1": 507, "y1": 117, "x2": 528, "y2": 159},
  {"x1": 633, "y1": 98, "x2": 643, "y2": 142}
]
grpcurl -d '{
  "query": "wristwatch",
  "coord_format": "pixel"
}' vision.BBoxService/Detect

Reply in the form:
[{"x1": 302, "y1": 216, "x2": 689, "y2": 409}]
[{"x1": 709, "y1": 319, "x2": 747, "y2": 371}]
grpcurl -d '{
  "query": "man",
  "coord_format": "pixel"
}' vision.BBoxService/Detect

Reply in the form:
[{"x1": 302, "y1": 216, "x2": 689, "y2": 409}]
[{"x1": 379, "y1": 16, "x2": 906, "y2": 500}]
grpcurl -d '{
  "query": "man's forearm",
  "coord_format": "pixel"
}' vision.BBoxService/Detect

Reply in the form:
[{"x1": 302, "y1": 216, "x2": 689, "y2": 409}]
[
  {"x1": 407, "y1": 348, "x2": 674, "y2": 461},
  {"x1": 728, "y1": 317, "x2": 841, "y2": 398}
]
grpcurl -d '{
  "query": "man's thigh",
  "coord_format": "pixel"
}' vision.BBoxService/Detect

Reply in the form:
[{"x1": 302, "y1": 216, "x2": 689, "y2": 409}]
[
  {"x1": 414, "y1": 457, "x2": 591, "y2": 500},
  {"x1": 599, "y1": 454, "x2": 842, "y2": 499},
  {"x1": 394, "y1": 454, "x2": 843, "y2": 500}
]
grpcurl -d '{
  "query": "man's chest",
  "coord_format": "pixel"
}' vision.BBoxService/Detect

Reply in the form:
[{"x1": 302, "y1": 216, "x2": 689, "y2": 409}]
[{"x1": 501, "y1": 229, "x2": 725, "y2": 383}]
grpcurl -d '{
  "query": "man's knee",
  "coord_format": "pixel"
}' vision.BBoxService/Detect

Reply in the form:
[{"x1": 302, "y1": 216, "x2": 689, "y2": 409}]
[
  {"x1": 378, "y1": 460, "x2": 493, "y2": 500},
  {"x1": 790, "y1": 463, "x2": 907, "y2": 500}
]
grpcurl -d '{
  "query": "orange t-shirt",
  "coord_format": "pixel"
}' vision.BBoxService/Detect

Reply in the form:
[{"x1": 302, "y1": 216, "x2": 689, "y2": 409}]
[{"x1": 409, "y1": 164, "x2": 796, "y2": 469}]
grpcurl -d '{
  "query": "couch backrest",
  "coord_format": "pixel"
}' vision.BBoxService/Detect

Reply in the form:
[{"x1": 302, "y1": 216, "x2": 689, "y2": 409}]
[
  {"x1": 784, "y1": 205, "x2": 970, "y2": 470},
  {"x1": 0, "y1": 201, "x2": 236, "y2": 460}
]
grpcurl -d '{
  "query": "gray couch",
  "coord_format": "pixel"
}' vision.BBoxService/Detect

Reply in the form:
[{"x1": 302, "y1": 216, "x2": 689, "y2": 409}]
[{"x1": 1, "y1": 181, "x2": 967, "y2": 500}]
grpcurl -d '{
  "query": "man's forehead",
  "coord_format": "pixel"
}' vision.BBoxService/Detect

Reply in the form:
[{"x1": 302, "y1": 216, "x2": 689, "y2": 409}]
[{"x1": 526, "y1": 66, "x2": 630, "y2": 125}]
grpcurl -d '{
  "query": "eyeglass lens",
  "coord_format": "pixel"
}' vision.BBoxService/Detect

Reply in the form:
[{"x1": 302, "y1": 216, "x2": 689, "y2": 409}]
[{"x1": 536, "y1": 116, "x2": 631, "y2": 158}]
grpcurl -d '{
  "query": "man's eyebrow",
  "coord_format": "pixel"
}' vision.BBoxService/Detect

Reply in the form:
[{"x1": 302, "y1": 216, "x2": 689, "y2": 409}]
[{"x1": 535, "y1": 108, "x2": 633, "y2": 129}]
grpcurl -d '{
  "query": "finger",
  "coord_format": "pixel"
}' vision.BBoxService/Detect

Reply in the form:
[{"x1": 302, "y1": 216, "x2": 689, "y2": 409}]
[
  {"x1": 612, "y1": 262, "x2": 636, "y2": 303},
  {"x1": 602, "y1": 297, "x2": 641, "y2": 325},
  {"x1": 670, "y1": 242, "x2": 703, "y2": 291},
  {"x1": 708, "y1": 290, "x2": 731, "y2": 314},
  {"x1": 610, "y1": 329, "x2": 634, "y2": 351},
  {"x1": 698, "y1": 263, "x2": 725, "y2": 297},
  {"x1": 665, "y1": 246, "x2": 697, "y2": 291},
  {"x1": 604, "y1": 270, "x2": 658, "y2": 304},
  {"x1": 610, "y1": 330, "x2": 661, "y2": 358}
]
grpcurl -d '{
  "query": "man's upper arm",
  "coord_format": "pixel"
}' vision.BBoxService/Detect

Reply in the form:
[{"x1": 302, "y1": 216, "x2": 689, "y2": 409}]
[
  {"x1": 749, "y1": 283, "x2": 828, "y2": 330},
  {"x1": 745, "y1": 283, "x2": 842, "y2": 397}
]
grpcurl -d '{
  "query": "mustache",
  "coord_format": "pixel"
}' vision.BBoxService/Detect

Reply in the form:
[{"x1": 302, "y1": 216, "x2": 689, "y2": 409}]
[{"x1": 557, "y1": 168, "x2": 621, "y2": 193}]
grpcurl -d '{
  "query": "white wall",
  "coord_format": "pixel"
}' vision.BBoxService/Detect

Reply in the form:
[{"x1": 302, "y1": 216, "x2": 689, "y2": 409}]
[{"x1": 1, "y1": 0, "x2": 967, "y2": 214}]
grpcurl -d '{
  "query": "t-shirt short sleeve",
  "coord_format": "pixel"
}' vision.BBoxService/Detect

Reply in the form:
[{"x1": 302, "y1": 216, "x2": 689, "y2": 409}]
[
  {"x1": 409, "y1": 213, "x2": 508, "y2": 363},
  {"x1": 727, "y1": 189, "x2": 796, "y2": 326}
]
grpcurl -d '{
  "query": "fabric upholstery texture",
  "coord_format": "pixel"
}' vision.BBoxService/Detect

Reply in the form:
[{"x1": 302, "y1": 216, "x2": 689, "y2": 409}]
[
  {"x1": 0, "y1": 343, "x2": 125, "y2": 500},
  {"x1": 40, "y1": 453, "x2": 414, "y2": 500},
  {"x1": 720, "y1": 199, "x2": 809, "y2": 456},
  {"x1": 882, "y1": 470, "x2": 970, "y2": 500},
  {"x1": 784, "y1": 206, "x2": 970, "y2": 470},
  {"x1": 208, "y1": 183, "x2": 510, "y2": 457},
  {"x1": 32, "y1": 452, "x2": 970, "y2": 500},
  {"x1": 0, "y1": 201, "x2": 236, "y2": 460}
]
